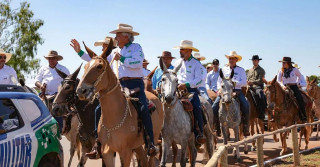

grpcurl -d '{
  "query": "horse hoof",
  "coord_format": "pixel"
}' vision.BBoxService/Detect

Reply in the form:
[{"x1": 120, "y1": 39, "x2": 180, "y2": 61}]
[
  {"x1": 244, "y1": 150, "x2": 248, "y2": 154},
  {"x1": 305, "y1": 146, "x2": 308, "y2": 150},
  {"x1": 251, "y1": 147, "x2": 256, "y2": 151},
  {"x1": 237, "y1": 158, "x2": 242, "y2": 163}
]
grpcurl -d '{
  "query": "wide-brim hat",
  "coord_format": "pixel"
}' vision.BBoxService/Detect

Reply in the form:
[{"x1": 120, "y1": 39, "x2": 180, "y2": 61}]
[
  {"x1": 143, "y1": 59, "x2": 149, "y2": 64},
  {"x1": 292, "y1": 64, "x2": 301, "y2": 69},
  {"x1": 157, "y1": 51, "x2": 176, "y2": 59},
  {"x1": 250, "y1": 55, "x2": 262, "y2": 60},
  {"x1": 44, "y1": 50, "x2": 63, "y2": 61},
  {"x1": 278, "y1": 57, "x2": 294, "y2": 63},
  {"x1": 193, "y1": 53, "x2": 206, "y2": 61},
  {"x1": 173, "y1": 40, "x2": 199, "y2": 52},
  {"x1": 109, "y1": 23, "x2": 139, "y2": 36},
  {"x1": 225, "y1": 51, "x2": 242, "y2": 62},
  {"x1": 0, "y1": 49, "x2": 12, "y2": 63},
  {"x1": 206, "y1": 64, "x2": 213, "y2": 68},
  {"x1": 94, "y1": 37, "x2": 117, "y2": 47}
]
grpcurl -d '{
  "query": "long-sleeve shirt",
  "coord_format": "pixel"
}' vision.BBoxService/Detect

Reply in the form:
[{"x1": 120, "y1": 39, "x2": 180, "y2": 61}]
[
  {"x1": 299, "y1": 75, "x2": 307, "y2": 87},
  {"x1": 277, "y1": 67, "x2": 303, "y2": 87},
  {"x1": 35, "y1": 63, "x2": 70, "y2": 95},
  {"x1": 217, "y1": 65, "x2": 247, "y2": 90},
  {"x1": 151, "y1": 65, "x2": 174, "y2": 89},
  {"x1": 206, "y1": 68, "x2": 220, "y2": 92},
  {"x1": 175, "y1": 56, "x2": 205, "y2": 88},
  {"x1": 198, "y1": 65, "x2": 207, "y2": 88},
  {"x1": 0, "y1": 65, "x2": 18, "y2": 85},
  {"x1": 247, "y1": 65, "x2": 266, "y2": 88}
]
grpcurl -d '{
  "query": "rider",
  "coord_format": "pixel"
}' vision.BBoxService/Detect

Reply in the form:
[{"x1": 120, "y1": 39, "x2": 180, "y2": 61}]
[
  {"x1": 173, "y1": 40, "x2": 206, "y2": 144},
  {"x1": 247, "y1": 55, "x2": 267, "y2": 120},
  {"x1": 212, "y1": 51, "x2": 250, "y2": 136},
  {"x1": 110, "y1": 23, "x2": 158, "y2": 156},
  {"x1": 143, "y1": 59, "x2": 151, "y2": 77},
  {"x1": 152, "y1": 51, "x2": 175, "y2": 90},
  {"x1": 277, "y1": 57, "x2": 307, "y2": 123},
  {"x1": 0, "y1": 49, "x2": 17, "y2": 85},
  {"x1": 206, "y1": 58, "x2": 221, "y2": 136},
  {"x1": 35, "y1": 50, "x2": 70, "y2": 133}
]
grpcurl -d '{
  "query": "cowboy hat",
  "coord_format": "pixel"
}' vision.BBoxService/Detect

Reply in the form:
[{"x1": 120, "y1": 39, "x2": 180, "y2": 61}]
[
  {"x1": 278, "y1": 57, "x2": 294, "y2": 63},
  {"x1": 44, "y1": 50, "x2": 63, "y2": 61},
  {"x1": 143, "y1": 59, "x2": 149, "y2": 64},
  {"x1": 0, "y1": 49, "x2": 12, "y2": 63},
  {"x1": 157, "y1": 51, "x2": 176, "y2": 59},
  {"x1": 225, "y1": 51, "x2": 242, "y2": 62},
  {"x1": 94, "y1": 36, "x2": 117, "y2": 47},
  {"x1": 206, "y1": 64, "x2": 213, "y2": 68},
  {"x1": 193, "y1": 53, "x2": 206, "y2": 61},
  {"x1": 292, "y1": 64, "x2": 301, "y2": 69},
  {"x1": 173, "y1": 40, "x2": 199, "y2": 52},
  {"x1": 110, "y1": 24, "x2": 139, "y2": 36},
  {"x1": 250, "y1": 55, "x2": 262, "y2": 60}
]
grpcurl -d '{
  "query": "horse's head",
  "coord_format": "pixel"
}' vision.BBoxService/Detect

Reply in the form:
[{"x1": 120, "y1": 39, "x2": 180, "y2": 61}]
[
  {"x1": 52, "y1": 64, "x2": 82, "y2": 117},
  {"x1": 219, "y1": 69, "x2": 235, "y2": 104},
  {"x1": 306, "y1": 76, "x2": 317, "y2": 98},
  {"x1": 160, "y1": 60, "x2": 182, "y2": 105},
  {"x1": 265, "y1": 75, "x2": 279, "y2": 110},
  {"x1": 76, "y1": 38, "x2": 115, "y2": 100}
]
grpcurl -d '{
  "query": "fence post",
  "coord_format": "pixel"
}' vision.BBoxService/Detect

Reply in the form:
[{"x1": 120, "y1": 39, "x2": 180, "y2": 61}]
[
  {"x1": 291, "y1": 126, "x2": 300, "y2": 166},
  {"x1": 256, "y1": 136, "x2": 264, "y2": 167},
  {"x1": 219, "y1": 146, "x2": 228, "y2": 167}
]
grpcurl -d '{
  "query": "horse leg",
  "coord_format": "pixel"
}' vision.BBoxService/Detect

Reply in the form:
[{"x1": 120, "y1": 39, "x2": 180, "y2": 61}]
[
  {"x1": 172, "y1": 142, "x2": 178, "y2": 167},
  {"x1": 221, "y1": 122, "x2": 228, "y2": 145},
  {"x1": 101, "y1": 145, "x2": 115, "y2": 167},
  {"x1": 299, "y1": 127, "x2": 304, "y2": 149},
  {"x1": 280, "y1": 132, "x2": 287, "y2": 155},
  {"x1": 187, "y1": 136, "x2": 197, "y2": 167},
  {"x1": 304, "y1": 126, "x2": 311, "y2": 150},
  {"x1": 204, "y1": 127, "x2": 214, "y2": 161},
  {"x1": 160, "y1": 138, "x2": 170, "y2": 167},
  {"x1": 133, "y1": 146, "x2": 147, "y2": 167},
  {"x1": 179, "y1": 141, "x2": 188, "y2": 167},
  {"x1": 251, "y1": 118, "x2": 256, "y2": 151},
  {"x1": 119, "y1": 150, "x2": 133, "y2": 167},
  {"x1": 67, "y1": 143, "x2": 76, "y2": 167},
  {"x1": 233, "y1": 127, "x2": 241, "y2": 162}
]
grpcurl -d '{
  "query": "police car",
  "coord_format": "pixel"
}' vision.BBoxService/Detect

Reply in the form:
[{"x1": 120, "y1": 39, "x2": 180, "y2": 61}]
[{"x1": 0, "y1": 85, "x2": 63, "y2": 167}]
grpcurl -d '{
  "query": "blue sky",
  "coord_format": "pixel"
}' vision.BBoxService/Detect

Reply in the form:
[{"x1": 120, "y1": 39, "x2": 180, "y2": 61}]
[{"x1": 10, "y1": 0, "x2": 320, "y2": 83}]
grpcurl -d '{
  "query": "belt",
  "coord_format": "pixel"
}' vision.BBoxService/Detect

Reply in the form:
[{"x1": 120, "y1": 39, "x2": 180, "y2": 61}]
[
  {"x1": 285, "y1": 83, "x2": 297, "y2": 86},
  {"x1": 119, "y1": 77, "x2": 143, "y2": 81}
]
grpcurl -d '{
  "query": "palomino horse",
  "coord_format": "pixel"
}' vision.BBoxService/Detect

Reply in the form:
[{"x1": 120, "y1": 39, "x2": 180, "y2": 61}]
[
  {"x1": 218, "y1": 69, "x2": 242, "y2": 161},
  {"x1": 265, "y1": 76, "x2": 312, "y2": 155},
  {"x1": 51, "y1": 65, "x2": 100, "y2": 167},
  {"x1": 306, "y1": 77, "x2": 320, "y2": 138},
  {"x1": 76, "y1": 39, "x2": 164, "y2": 167}
]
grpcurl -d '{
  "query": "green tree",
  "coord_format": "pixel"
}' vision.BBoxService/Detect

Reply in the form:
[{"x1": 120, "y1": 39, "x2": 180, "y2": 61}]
[
  {"x1": 0, "y1": 0, "x2": 44, "y2": 79},
  {"x1": 307, "y1": 75, "x2": 319, "y2": 84}
]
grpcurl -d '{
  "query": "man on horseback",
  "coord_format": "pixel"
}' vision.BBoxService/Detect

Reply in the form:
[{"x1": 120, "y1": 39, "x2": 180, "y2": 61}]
[
  {"x1": 247, "y1": 55, "x2": 267, "y2": 120},
  {"x1": 194, "y1": 53, "x2": 212, "y2": 104},
  {"x1": 0, "y1": 49, "x2": 17, "y2": 85},
  {"x1": 110, "y1": 23, "x2": 158, "y2": 156},
  {"x1": 277, "y1": 57, "x2": 307, "y2": 123},
  {"x1": 35, "y1": 50, "x2": 70, "y2": 132},
  {"x1": 173, "y1": 40, "x2": 206, "y2": 144},
  {"x1": 212, "y1": 51, "x2": 250, "y2": 136},
  {"x1": 152, "y1": 51, "x2": 175, "y2": 90}
]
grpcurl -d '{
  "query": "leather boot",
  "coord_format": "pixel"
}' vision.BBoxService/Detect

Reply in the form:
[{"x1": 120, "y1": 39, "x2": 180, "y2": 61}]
[
  {"x1": 243, "y1": 124, "x2": 250, "y2": 137},
  {"x1": 86, "y1": 139, "x2": 101, "y2": 159},
  {"x1": 196, "y1": 134, "x2": 206, "y2": 144},
  {"x1": 148, "y1": 143, "x2": 159, "y2": 156}
]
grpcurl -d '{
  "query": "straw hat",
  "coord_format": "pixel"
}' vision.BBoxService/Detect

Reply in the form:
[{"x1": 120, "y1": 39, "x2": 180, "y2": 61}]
[
  {"x1": 278, "y1": 57, "x2": 294, "y2": 63},
  {"x1": 44, "y1": 50, "x2": 63, "y2": 61},
  {"x1": 157, "y1": 51, "x2": 175, "y2": 59},
  {"x1": 292, "y1": 64, "x2": 301, "y2": 69},
  {"x1": 193, "y1": 53, "x2": 206, "y2": 61},
  {"x1": 110, "y1": 24, "x2": 139, "y2": 36},
  {"x1": 206, "y1": 64, "x2": 213, "y2": 68},
  {"x1": 173, "y1": 40, "x2": 199, "y2": 52},
  {"x1": 143, "y1": 59, "x2": 149, "y2": 64},
  {"x1": 225, "y1": 51, "x2": 242, "y2": 62},
  {"x1": 0, "y1": 49, "x2": 12, "y2": 63},
  {"x1": 94, "y1": 37, "x2": 117, "y2": 47}
]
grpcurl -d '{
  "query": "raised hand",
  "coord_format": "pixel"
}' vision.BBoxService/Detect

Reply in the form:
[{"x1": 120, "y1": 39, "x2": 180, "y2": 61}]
[{"x1": 70, "y1": 39, "x2": 81, "y2": 53}]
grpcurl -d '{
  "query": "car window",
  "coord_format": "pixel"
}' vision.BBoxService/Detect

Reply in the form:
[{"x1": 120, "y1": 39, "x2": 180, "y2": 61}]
[
  {"x1": 17, "y1": 99, "x2": 41, "y2": 122},
  {"x1": 0, "y1": 99, "x2": 24, "y2": 134}
]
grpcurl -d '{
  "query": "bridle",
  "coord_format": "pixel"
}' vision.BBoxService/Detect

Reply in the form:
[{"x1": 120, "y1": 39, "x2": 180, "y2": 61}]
[
  {"x1": 220, "y1": 79, "x2": 235, "y2": 104},
  {"x1": 159, "y1": 71, "x2": 180, "y2": 105}
]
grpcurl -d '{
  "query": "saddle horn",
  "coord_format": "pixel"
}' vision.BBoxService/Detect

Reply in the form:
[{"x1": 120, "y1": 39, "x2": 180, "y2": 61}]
[
  {"x1": 55, "y1": 67, "x2": 68, "y2": 79},
  {"x1": 83, "y1": 41, "x2": 98, "y2": 58}
]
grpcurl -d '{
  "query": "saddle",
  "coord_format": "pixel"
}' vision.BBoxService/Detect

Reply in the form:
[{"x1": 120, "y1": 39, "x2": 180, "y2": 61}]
[{"x1": 284, "y1": 87, "x2": 299, "y2": 110}]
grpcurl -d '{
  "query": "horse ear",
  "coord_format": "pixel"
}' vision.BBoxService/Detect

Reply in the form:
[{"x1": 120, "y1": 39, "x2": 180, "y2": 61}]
[
  {"x1": 146, "y1": 66, "x2": 158, "y2": 80},
  {"x1": 311, "y1": 78, "x2": 317, "y2": 84},
  {"x1": 271, "y1": 75, "x2": 277, "y2": 84},
  {"x1": 70, "y1": 63, "x2": 82, "y2": 80},
  {"x1": 173, "y1": 60, "x2": 182, "y2": 74},
  {"x1": 161, "y1": 57, "x2": 168, "y2": 72},
  {"x1": 55, "y1": 67, "x2": 68, "y2": 79},
  {"x1": 101, "y1": 38, "x2": 114, "y2": 59},
  {"x1": 83, "y1": 41, "x2": 97, "y2": 58},
  {"x1": 306, "y1": 76, "x2": 310, "y2": 83},
  {"x1": 19, "y1": 78, "x2": 25, "y2": 86},
  {"x1": 229, "y1": 69, "x2": 235, "y2": 79},
  {"x1": 219, "y1": 69, "x2": 225, "y2": 79}
]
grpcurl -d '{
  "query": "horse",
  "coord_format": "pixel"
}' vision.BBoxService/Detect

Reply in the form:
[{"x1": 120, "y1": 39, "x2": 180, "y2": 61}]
[
  {"x1": 51, "y1": 65, "x2": 99, "y2": 167},
  {"x1": 306, "y1": 77, "x2": 320, "y2": 138},
  {"x1": 76, "y1": 39, "x2": 164, "y2": 167},
  {"x1": 218, "y1": 69, "x2": 242, "y2": 162},
  {"x1": 265, "y1": 76, "x2": 312, "y2": 155}
]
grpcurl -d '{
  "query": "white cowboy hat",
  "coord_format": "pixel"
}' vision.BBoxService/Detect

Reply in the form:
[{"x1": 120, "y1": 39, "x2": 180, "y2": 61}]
[
  {"x1": 293, "y1": 64, "x2": 301, "y2": 69},
  {"x1": 94, "y1": 37, "x2": 117, "y2": 47},
  {"x1": 173, "y1": 40, "x2": 199, "y2": 52},
  {"x1": 44, "y1": 50, "x2": 63, "y2": 61},
  {"x1": 0, "y1": 49, "x2": 12, "y2": 63},
  {"x1": 110, "y1": 24, "x2": 139, "y2": 36},
  {"x1": 193, "y1": 53, "x2": 206, "y2": 61},
  {"x1": 225, "y1": 51, "x2": 242, "y2": 62}
]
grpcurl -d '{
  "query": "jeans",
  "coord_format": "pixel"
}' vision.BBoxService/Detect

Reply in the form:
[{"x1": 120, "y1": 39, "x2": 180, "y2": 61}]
[
  {"x1": 188, "y1": 87, "x2": 204, "y2": 136},
  {"x1": 94, "y1": 104, "x2": 101, "y2": 138},
  {"x1": 198, "y1": 86, "x2": 213, "y2": 104},
  {"x1": 289, "y1": 85, "x2": 307, "y2": 121},
  {"x1": 120, "y1": 79, "x2": 155, "y2": 144},
  {"x1": 249, "y1": 86, "x2": 266, "y2": 119}
]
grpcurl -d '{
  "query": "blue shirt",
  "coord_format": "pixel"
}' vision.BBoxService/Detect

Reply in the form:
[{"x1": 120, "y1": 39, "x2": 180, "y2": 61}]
[
  {"x1": 151, "y1": 65, "x2": 174, "y2": 89},
  {"x1": 206, "y1": 68, "x2": 220, "y2": 92}
]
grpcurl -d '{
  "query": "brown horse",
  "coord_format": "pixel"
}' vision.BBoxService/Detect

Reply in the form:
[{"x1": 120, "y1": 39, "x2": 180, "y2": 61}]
[
  {"x1": 306, "y1": 77, "x2": 320, "y2": 138},
  {"x1": 265, "y1": 76, "x2": 312, "y2": 155},
  {"x1": 76, "y1": 39, "x2": 164, "y2": 167}
]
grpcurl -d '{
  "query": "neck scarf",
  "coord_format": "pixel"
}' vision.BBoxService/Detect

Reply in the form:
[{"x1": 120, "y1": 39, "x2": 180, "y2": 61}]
[{"x1": 284, "y1": 68, "x2": 293, "y2": 79}]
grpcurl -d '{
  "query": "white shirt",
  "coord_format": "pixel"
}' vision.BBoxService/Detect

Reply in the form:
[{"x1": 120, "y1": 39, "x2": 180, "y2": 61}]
[
  {"x1": 175, "y1": 56, "x2": 205, "y2": 88},
  {"x1": 143, "y1": 68, "x2": 151, "y2": 77},
  {"x1": 0, "y1": 65, "x2": 18, "y2": 85},
  {"x1": 35, "y1": 63, "x2": 70, "y2": 95},
  {"x1": 217, "y1": 65, "x2": 247, "y2": 90},
  {"x1": 199, "y1": 65, "x2": 207, "y2": 88},
  {"x1": 277, "y1": 67, "x2": 303, "y2": 87},
  {"x1": 206, "y1": 68, "x2": 220, "y2": 92},
  {"x1": 299, "y1": 75, "x2": 307, "y2": 87}
]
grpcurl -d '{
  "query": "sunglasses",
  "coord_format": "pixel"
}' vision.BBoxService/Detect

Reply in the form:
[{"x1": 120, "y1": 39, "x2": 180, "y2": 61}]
[
  {"x1": 213, "y1": 63, "x2": 219, "y2": 65},
  {"x1": 0, "y1": 56, "x2": 6, "y2": 60}
]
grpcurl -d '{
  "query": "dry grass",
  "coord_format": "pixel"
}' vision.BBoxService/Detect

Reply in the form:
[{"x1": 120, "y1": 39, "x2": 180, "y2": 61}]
[{"x1": 272, "y1": 150, "x2": 320, "y2": 167}]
